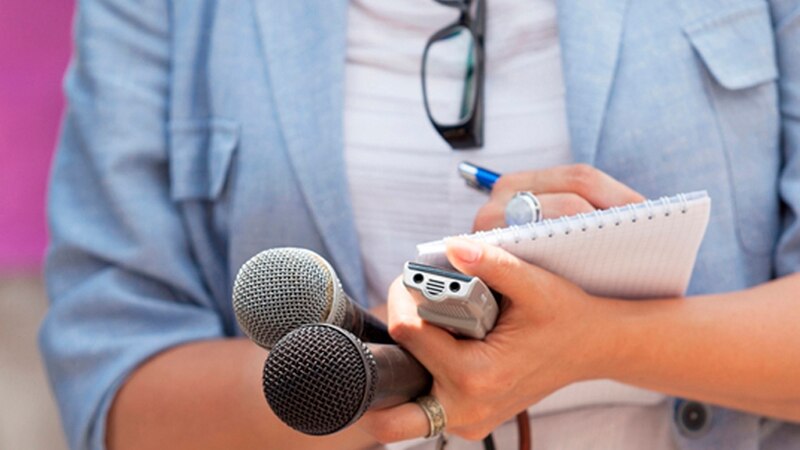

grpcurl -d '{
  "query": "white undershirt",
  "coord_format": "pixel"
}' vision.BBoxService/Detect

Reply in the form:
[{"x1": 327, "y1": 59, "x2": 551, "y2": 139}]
[
  {"x1": 344, "y1": 0, "x2": 573, "y2": 308},
  {"x1": 343, "y1": 2, "x2": 674, "y2": 449}
]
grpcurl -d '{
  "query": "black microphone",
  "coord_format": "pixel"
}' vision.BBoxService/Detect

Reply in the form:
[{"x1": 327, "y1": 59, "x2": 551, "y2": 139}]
[
  {"x1": 263, "y1": 323, "x2": 432, "y2": 435},
  {"x1": 232, "y1": 247, "x2": 394, "y2": 348}
]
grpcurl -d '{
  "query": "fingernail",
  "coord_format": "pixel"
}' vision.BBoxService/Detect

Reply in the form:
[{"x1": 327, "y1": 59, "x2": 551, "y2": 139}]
[{"x1": 446, "y1": 238, "x2": 482, "y2": 264}]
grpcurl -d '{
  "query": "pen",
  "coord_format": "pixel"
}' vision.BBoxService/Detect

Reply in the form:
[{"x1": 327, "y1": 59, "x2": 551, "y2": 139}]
[{"x1": 458, "y1": 161, "x2": 501, "y2": 192}]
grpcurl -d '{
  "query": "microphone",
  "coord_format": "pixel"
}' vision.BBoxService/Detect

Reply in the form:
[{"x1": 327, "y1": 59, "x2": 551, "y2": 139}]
[
  {"x1": 263, "y1": 323, "x2": 432, "y2": 435},
  {"x1": 232, "y1": 247, "x2": 393, "y2": 348}
]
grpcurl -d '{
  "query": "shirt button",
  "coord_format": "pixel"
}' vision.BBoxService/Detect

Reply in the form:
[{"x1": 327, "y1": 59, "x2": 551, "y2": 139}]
[{"x1": 675, "y1": 400, "x2": 713, "y2": 437}]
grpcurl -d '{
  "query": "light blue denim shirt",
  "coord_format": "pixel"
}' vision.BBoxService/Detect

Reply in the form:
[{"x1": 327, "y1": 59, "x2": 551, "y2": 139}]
[{"x1": 42, "y1": 0, "x2": 800, "y2": 449}]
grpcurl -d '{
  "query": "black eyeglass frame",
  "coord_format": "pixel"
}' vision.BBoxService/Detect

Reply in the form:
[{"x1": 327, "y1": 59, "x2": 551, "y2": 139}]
[{"x1": 421, "y1": 0, "x2": 486, "y2": 150}]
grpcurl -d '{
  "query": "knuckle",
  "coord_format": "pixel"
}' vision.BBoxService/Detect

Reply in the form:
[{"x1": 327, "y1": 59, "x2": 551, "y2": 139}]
[
  {"x1": 567, "y1": 164, "x2": 599, "y2": 193},
  {"x1": 468, "y1": 403, "x2": 493, "y2": 425},
  {"x1": 473, "y1": 204, "x2": 501, "y2": 232},
  {"x1": 482, "y1": 372, "x2": 503, "y2": 395},
  {"x1": 458, "y1": 372, "x2": 495, "y2": 398},
  {"x1": 452, "y1": 370, "x2": 478, "y2": 395},
  {"x1": 461, "y1": 377, "x2": 484, "y2": 397},
  {"x1": 492, "y1": 175, "x2": 514, "y2": 193},
  {"x1": 388, "y1": 320, "x2": 414, "y2": 343},
  {"x1": 481, "y1": 372, "x2": 505, "y2": 398},
  {"x1": 451, "y1": 369, "x2": 473, "y2": 392},
  {"x1": 493, "y1": 253, "x2": 522, "y2": 282},
  {"x1": 562, "y1": 194, "x2": 592, "y2": 215},
  {"x1": 473, "y1": 204, "x2": 492, "y2": 224},
  {"x1": 472, "y1": 217, "x2": 489, "y2": 233}
]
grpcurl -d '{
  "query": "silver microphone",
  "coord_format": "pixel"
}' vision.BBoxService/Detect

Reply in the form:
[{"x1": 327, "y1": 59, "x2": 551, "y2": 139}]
[{"x1": 232, "y1": 247, "x2": 393, "y2": 348}]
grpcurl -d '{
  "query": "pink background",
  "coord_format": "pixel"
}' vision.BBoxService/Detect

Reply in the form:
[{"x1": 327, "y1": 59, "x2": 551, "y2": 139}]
[{"x1": 0, "y1": 1, "x2": 74, "y2": 270}]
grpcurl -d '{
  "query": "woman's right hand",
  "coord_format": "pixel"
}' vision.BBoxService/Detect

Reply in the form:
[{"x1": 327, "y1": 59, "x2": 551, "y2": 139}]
[
  {"x1": 472, "y1": 164, "x2": 645, "y2": 231},
  {"x1": 359, "y1": 240, "x2": 620, "y2": 444}
]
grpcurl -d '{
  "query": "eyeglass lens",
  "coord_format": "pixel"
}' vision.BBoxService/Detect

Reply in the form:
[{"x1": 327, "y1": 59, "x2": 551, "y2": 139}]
[{"x1": 423, "y1": 26, "x2": 479, "y2": 126}]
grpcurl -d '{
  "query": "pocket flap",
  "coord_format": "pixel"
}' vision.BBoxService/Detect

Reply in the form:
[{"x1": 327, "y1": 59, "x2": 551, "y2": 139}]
[
  {"x1": 684, "y1": 3, "x2": 778, "y2": 90},
  {"x1": 168, "y1": 118, "x2": 240, "y2": 201}
]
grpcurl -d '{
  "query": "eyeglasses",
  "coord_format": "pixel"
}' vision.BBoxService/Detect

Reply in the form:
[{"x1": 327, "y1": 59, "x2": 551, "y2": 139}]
[{"x1": 421, "y1": 0, "x2": 486, "y2": 150}]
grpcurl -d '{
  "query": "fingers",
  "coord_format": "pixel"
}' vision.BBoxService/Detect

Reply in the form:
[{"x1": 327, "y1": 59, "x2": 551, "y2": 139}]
[
  {"x1": 383, "y1": 279, "x2": 500, "y2": 441},
  {"x1": 539, "y1": 193, "x2": 596, "y2": 218},
  {"x1": 358, "y1": 402, "x2": 431, "y2": 444},
  {"x1": 473, "y1": 192, "x2": 596, "y2": 231},
  {"x1": 472, "y1": 165, "x2": 644, "y2": 231},
  {"x1": 444, "y1": 238, "x2": 545, "y2": 302},
  {"x1": 493, "y1": 164, "x2": 645, "y2": 209},
  {"x1": 386, "y1": 277, "x2": 460, "y2": 377}
]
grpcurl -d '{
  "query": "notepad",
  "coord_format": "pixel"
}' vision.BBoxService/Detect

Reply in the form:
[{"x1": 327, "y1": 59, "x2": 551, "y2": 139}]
[{"x1": 416, "y1": 191, "x2": 711, "y2": 299}]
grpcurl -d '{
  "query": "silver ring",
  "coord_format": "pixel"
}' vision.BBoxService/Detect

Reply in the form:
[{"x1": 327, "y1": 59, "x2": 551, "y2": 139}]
[
  {"x1": 415, "y1": 395, "x2": 447, "y2": 438},
  {"x1": 504, "y1": 191, "x2": 543, "y2": 226}
]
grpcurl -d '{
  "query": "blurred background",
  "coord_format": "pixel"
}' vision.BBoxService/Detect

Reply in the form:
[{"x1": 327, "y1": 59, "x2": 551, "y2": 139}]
[{"x1": 1, "y1": 0, "x2": 74, "y2": 448}]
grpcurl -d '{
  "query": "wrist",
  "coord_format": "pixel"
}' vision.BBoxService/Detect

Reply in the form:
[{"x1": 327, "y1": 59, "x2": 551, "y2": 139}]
[{"x1": 573, "y1": 296, "x2": 637, "y2": 382}]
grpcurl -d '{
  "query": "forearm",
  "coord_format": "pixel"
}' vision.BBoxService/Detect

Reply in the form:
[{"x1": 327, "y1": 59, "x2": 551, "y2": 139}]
[
  {"x1": 107, "y1": 338, "x2": 376, "y2": 450},
  {"x1": 595, "y1": 273, "x2": 800, "y2": 421}
]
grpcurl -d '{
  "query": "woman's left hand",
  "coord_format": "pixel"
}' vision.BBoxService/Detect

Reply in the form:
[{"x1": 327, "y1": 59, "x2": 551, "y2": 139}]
[
  {"x1": 359, "y1": 238, "x2": 615, "y2": 443},
  {"x1": 472, "y1": 164, "x2": 645, "y2": 231}
]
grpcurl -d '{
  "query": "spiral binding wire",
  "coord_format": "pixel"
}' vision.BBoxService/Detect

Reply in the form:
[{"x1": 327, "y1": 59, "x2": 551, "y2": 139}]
[
  {"x1": 411, "y1": 195, "x2": 704, "y2": 258},
  {"x1": 559, "y1": 215, "x2": 573, "y2": 235},
  {"x1": 627, "y1": 203, "x2": 638, "y2": 223},
  {"x1": 594, "y1": 208, "x2": 606, "y2": 229},
  {"x1": 576, "y1": 212, "x2": 589, "y2": 232},
  {"x1": 510, "y1": 224, "x2": 522, "y2": 244},
  {"x1": 490, "y1": 194, "x2": 696, "y2": 245},
  {"x1": 609, "y1": 206, "x2": 622, "y2": 226},
  {"x1": 645, "y1": 199, "x2": 656, "y2": 220},
  {"x1": 678, "y1": 193, "x2": 689, "y2": 214},
  {"x1": 413, "y1": 193, "x2": 705, "y2": 271}
]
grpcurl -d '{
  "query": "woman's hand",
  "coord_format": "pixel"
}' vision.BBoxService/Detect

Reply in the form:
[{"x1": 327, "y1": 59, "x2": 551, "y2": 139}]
[
  {"x1": 473, "y1": 164, "x2": 645, "y2": 231},
  {"x1": 359, "y1": 239, "x2": 618, "y2": 443}
]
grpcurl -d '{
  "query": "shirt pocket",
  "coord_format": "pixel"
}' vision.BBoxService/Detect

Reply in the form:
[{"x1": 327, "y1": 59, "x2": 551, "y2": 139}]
[
  {"x1": 683, "y1": 2, "x2": 781, "y2": 256},
  {"x1": 167, "y1": 118, "x2": 240, "y2": 201},
  {"x1": 683, "y1": 2, "x2": 778, "y2": 90}
]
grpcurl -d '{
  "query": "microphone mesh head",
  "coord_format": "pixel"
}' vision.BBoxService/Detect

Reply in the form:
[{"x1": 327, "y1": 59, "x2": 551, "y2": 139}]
[
  {"x1": 263, "y1": 324, "x2": 377, "y2": 435},
  {"x1": 232, "y1": 248, "x2": 347, "y2": 348}
]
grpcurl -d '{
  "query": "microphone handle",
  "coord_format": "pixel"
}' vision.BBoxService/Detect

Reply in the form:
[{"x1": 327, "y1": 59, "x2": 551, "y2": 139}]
[
  {"x1": 343, "y1": 297, "x2": 395, "y2": 344},
  {"x1": 367, "y1": 343, "x2": 433, "y2": 409}
]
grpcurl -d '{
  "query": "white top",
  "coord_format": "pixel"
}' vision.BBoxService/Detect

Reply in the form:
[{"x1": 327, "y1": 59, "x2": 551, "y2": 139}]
[
  {"x1": 344, "y1": 0, "x2": 573, "y2": 309},
  {"x1": 343, "y1": 1, "x2": 673, "y2": 449}
]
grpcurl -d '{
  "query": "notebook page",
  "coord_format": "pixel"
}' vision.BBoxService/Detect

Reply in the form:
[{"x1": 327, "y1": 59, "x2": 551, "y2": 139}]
[{"x1": 416, "y1": 191, "x2": 711, "y2": 299}]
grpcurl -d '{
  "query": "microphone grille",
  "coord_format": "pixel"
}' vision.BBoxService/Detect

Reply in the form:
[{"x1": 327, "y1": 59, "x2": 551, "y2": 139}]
[
  {"x1": 263, "y1": 324, "x2": 378, "y2": 435},
  {"x1": 233, "y1": 248, "x2": 340, "y2": 348}
]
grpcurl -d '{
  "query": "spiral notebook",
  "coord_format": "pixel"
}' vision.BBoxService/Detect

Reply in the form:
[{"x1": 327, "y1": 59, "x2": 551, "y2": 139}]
[{"x1": 416, "y1": 191, "x2": 711, "y2": 299}]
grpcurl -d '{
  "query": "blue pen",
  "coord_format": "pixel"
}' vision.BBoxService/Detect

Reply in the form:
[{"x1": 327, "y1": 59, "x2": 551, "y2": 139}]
[{"x1": 458, "y1": 161, "x2": 501, "y2": 192}]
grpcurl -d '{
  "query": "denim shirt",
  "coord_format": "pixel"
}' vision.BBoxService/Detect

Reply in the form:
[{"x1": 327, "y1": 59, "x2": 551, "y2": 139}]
[{"x1": 41, "y1": 0, "x2": 800, "y2": 449}]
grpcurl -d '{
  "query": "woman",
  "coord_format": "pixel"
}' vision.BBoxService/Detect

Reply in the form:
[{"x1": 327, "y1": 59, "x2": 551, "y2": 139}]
[{"x1": 42, "y1": 0, "x2": 799, "y2": 449}]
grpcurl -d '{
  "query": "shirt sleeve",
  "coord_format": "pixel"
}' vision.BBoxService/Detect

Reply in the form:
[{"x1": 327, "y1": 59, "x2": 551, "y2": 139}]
[
  {"x1": 40, "y1": 1, "x2": 225, "y2": 449},
  {"x1": 774, "y1": 0, "x2": 800, "y2": 275}
]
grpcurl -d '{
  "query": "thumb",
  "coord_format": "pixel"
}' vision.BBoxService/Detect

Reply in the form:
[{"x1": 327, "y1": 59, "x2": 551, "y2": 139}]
[{"x1": 444, "y1": 238, "x2": 543, "y2": 301}]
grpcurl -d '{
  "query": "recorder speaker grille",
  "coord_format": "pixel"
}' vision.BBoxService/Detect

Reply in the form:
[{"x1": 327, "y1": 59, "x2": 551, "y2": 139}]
[{"x1": 425, "y1": 279, "x2": 446, "y2": 296}]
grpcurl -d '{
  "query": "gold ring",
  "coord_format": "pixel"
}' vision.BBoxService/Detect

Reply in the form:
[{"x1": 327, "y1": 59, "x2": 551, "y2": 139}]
[{"x1": 415, "y1": 395, "x2": 447, "y2": 438}]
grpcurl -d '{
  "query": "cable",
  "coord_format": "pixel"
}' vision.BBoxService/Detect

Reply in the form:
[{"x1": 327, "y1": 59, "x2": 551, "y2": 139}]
[
  {"x1": 482, "y1": 433, "x2": 496, "y2": 450},
  {"x1": 481, "y1": 410, "x2": 529, "y2": 450},
  {"x1": 516, "y1": 410, "x2": 531, "y2": 450}
]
